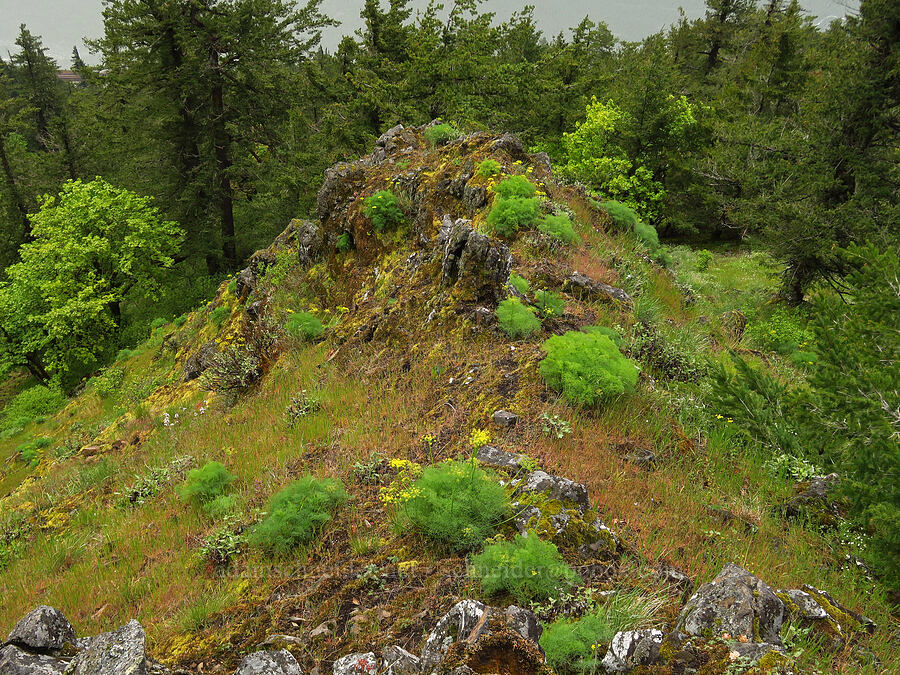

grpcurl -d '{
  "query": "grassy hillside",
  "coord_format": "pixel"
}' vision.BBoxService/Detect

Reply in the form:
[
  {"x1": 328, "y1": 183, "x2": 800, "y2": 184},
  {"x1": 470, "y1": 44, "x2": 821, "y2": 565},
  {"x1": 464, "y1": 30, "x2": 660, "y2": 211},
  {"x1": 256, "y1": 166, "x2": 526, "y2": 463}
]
[{"x1": 0, "y1": 126, "x2": 895, "y2": 674}]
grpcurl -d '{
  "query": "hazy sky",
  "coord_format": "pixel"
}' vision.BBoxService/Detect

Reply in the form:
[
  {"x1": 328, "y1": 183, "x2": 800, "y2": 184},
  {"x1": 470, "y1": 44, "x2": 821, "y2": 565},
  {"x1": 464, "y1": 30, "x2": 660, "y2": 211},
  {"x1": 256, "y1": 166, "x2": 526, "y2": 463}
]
[{"x1": 0, "y1": 0, "x2": 857, "y2": 66}]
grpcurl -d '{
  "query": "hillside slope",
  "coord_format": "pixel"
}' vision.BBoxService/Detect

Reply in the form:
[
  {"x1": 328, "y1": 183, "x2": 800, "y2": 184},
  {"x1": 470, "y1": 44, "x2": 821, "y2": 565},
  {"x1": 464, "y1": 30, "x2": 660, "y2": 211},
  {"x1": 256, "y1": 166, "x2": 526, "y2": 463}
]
[{"x1": 0, "y1": 124, "x2": 895, "y2": 674}]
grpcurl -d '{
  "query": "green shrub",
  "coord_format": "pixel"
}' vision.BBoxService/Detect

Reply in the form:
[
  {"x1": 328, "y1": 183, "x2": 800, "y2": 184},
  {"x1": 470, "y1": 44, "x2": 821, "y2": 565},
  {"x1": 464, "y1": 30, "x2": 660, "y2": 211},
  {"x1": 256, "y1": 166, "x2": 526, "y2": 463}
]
[
  {"x1": 250, "y1": 475, "x2": 348, "y2": 555},
  {"x1": 652, "y1": 248, "x2": 672, "y2": 268},
  {"x1": 633, "y1": 221, "x2": 660, "y2": 251},
  {"x1": 471, "y1": 535, "x2": 580, "y2": 604},
  {"x1": 745, "y1": 307, "x2": 813, "y2": 355},
  {"x1": 476, "y1": 158, "x2": 502, "y2": 178},
  {"x1": 696, "y1": 249, "x2": 713, "y2": 271},
  {"x1": 92, "y1": 367, "x2": 125, "y2": 399},
  {"x1": 227, "y1": 278, "x2": 238, "y2": 295},
  {"x1": 210, "y1": 306, "x2": 230, "y2": 327},
  {"x1": 540, "y1": 328, "x2": 639, "y2": 406},
  {"x1": 1, "y1": 386, "x2": 65, "y2": 430},
  {"x1": 203, "y1": 494, "x2": 237, "y2": 518},
  {"x1": 115, "y1": 347, "x2": 140, "y2": 361},
  {"x1": 178, "y1": 461, "x2": 236, "y2": 511},
  {"x1": 363, "y1": 190, "x2": 406, "y2": 232},
  {"x1": 487, "y1": 197, "x2": 541, "y2": 237},
  {"x1": 496, "y1": 298, "x2": 541, "y2": 339},
  {"x1": 788, "y1": 350, "x2": 818, "y2": 370},
  {"x1": 284, "y1": 311, "x2": 324, "y2": 341},
  {"x1": 150, "y1": 317, "x2": 167, "y2": 331},
  {"x1": 174, "y1": 315, "x2": 187, "y2": 327},
  {"x1": 585, "y1": 325, "x2": 623, "y2": 348},
  {"x1": 538, "y1": 213, "x2": 580, "y2": 245},
  {"x1": 534, "y1": 290, "x2": 565, "y2": 319},
  {"x1": 492, "y1": 175, "x2": 537, "y2": 199},
  {"x1": 540, "y1": 590, "x2": 663, "y2": 674},
  {"x1": 599, "y1": 201, "x2": 639, "y2": 231},
  {"x1": 17, "y1": 437, "x2": 51, "y2": 466},
  {"x1": 396, "y1": 459, "x2": 508, "y2": 552},
  {"x1": 424, "y1": 123, "x2": 459, "y2": 147},
  {"x1": 509, "y1": 272, "x2": 530, "y2": 296},
  {"x1": 336, "y1": 232, "x2": 353, "y2": 252}
]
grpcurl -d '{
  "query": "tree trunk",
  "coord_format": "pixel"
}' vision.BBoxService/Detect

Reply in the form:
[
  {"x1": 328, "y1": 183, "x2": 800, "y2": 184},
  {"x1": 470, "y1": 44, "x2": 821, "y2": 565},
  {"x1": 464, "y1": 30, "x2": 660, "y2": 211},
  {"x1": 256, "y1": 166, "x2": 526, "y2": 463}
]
[
  {"x1": 0, "y1": 132, "x2": 31, "y2": 243},
  {"x1": 209, "y1": 48, "x2": 237, "y2": 268}
]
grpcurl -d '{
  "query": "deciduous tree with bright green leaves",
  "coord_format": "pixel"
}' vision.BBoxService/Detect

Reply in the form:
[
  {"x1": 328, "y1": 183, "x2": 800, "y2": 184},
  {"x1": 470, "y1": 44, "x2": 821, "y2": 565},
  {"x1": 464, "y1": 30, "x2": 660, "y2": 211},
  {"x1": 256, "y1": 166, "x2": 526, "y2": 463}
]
[{"x1": 0, "y1": 178, "x2": 182, "y2": 387}]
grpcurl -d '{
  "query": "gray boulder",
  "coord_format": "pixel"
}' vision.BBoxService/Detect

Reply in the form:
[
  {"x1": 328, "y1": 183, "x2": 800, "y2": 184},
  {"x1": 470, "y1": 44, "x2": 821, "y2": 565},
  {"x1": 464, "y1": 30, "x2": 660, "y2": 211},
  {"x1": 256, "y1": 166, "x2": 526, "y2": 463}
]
[
  {"x1": 491, "y1": 134, "x2": 525, "y2": 159},
  {"x1": 727, "y1": 641, "x2": 785, "y2": 665},
  {"x1": 601, "y1": 629, "x2": 664, "y2": 673},
  {"x1": 235, "y1": 649, "x2": 302, "y2": 675},
  {"x1": 0, "y1": 644, "x2": 67, "y2": 675},
  {"x1": 381, "y1": 645, "x2": 421, "y2": 675},
  {"x1": 5, "y1": 605, "x2": 76, "y2": 654},
  {"x1": 438, "y1": 217, "x2": 512, "y2": 305},
  {"x1": 475, "y1": 446, "x2": 527, "y2": 472},
  {"x1": 183, "y1": 340, "x2": 219, "y2": 382},
  {"x1": 564, "y1": 272, "x2": 631, "y2": 304},
  {"x1": 514, "y1": 470, "x2": 590, "y2": 511},
  {"x1": 675, "y1": 564, "x2": 784, "y2": 645},
  {"x1": 69, "y1": 619, "x2": 148, "y2": 675},
  {"x1": 294, "y1": 220, "x2": 323, "y2": 266},
  {"x1": 376, "y1": 124, "x2": 405, "y2": 148},
  {"x1": 492, "y1": 410, "x2": 519, "y2": 428},
  {"x1": 332, "y1": 652, "x2": 377, "y2": 675},
  {"x1": 420, "y1": 600, "x2": 487, "y2": 670},
  {"x1": 501, "y1": 606, "x2": 542, "y2": 645}
]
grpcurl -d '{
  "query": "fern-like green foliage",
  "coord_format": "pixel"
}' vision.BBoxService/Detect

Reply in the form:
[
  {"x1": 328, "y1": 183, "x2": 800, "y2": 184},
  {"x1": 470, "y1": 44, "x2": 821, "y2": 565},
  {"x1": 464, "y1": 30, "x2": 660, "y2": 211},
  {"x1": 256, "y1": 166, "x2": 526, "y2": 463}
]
[
  {"x1": 363, "y1": 190, "x2": 406, "y2": 232},
  {"x1": 336, "y1": 232, "x2": 353, "y2": 252},
  {"x1": 285, "y1": 311, "x2": 324, "y2": 341},
  {"x1": 509, "y1": 272, "x2": 530, "y2": 295},
  {"x1": 540, "y1": 590, "x2": 662, "y2": 674},
  {"x1": 476, "y1": 158, "x2": 502, "y2": 178},
  {"x1": 599, "y1": 201, "x2": 639, "y2": 231},
  {"x1": 534, "y1": 290, "x2": 565, "y2": 319},
  {"x1": 397, "y1": 459, "x2": 508, "y2": 552},
  {"x1": 540, "y1": 328, "x2": 639, "y2": 406},
  {"x1": 633, "y1": 221, "x2": 660, "y2": 251},
  {"x1": 487, "y1": 197, "x2": 541, "y2": 237},
  {"x1": 471, "y1": 535, "x2": 580, "y2": 604},
  {"x1": 178, "y1": 461, "x2": 236, "y2": 511},
  {"x1": 492, "y1": 175, "x2": 537, "y2": 199},
  {"x1": 251, "y1": 475, "x2": 348, "y2": 555},
  {"x1": 538, "y1": 213, "x2": 580, "y2": 245},
  {"x1": 424, "y1": 123, "x2": 459, "y2": 147},
  {"x1": 496, "y1": 298, "x2": 541, "y2": 338}
]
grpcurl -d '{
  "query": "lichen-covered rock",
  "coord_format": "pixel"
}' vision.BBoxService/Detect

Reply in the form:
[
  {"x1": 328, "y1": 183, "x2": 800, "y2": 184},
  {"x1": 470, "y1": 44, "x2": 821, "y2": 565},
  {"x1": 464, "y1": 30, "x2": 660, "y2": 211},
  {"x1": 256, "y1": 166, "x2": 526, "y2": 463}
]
[
  {"x1": 382, "y1": 645, "x2": 421, "y2": 675},
  {"x1": 675, "y1": 564, "x2": 784, "y2": 645},
  {"x1": 564, "y1": 272, "x2": 630, "y2": 304},
  {"x1": 475, "y1": 446, "x2": 527, "y2": 472},
  {"x1": 235, "y1": 649, "x2": 302, "y2": 675},
  {"x1": 491, "y1": 134, "x2": 525, "y2": 159},
  {"x1": 781, "y1": 473, "x2": 841, "y2": 525},
  {"x1": 70, "y1": 620, "x2": 148, "y2": 675},
  {"x1": 5, "y1": 605, "x2": 77, "y2": 654},
  {"x1": 294, "y1": 219, "x2": 324, "y2": 266},
  {"x1": 0, "y1": 644, "x2": 67, "y2": 675},
  {"x1": 333, "y1": 652, "x2": 377, "y2": 675},
  {"x1": 776, "y1": 585, "x2": 875, "y2": 650},
  {"x1": 183, "y1": 340, "x2": 219, "y2": 381},
  {"x1": 511, "y1": 471, "x2": 619, "y2": 557},
  {"x1": 492, "y1": 410, "x2": 519, "y2": 428},
  {"x1": 438, "y1": 217, "x2": 512, "y2": 305},
  {"x1": 600, "y1": 629, "x2": 664, "y2": 673},
  {"x1": 726, "y1": 641, "x2": 787, "y2": 669},
  {"x1": 514, "y1": 471, "x2": 590, "y2": 511},
  {"x1": 376, "y1": 124, "x2": 405, "y2": 148},
  {"x1": 462, "y1": 185, "x2": 487, "y2": 211},
  {"x1": 436, "y1": 622, "x2": 551, "y2": 675},
  {"x1": 420, "y1": 600, "x2": 487, "y2": 670},
  {"x1": 501, "y1": 606, "x2": 542, "y2": 645},
  {"x1": 317, "y1": 160, "x2": 368, "y2": 222}
]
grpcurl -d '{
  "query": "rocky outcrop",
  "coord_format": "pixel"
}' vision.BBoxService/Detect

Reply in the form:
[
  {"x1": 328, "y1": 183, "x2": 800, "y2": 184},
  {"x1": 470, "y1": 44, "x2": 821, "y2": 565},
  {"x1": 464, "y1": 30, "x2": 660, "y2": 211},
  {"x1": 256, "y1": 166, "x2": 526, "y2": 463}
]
[
  {"x1": 600, "y1": 629, "x2": 664, "y2": 673},
  {"x1": 475, "y1": 446, "x2": 528, "y2": 472},
  {"x1": 5, "y1": 605, "x2": 76, "y2": 654},
  {"x1": 511, "y1": 470, "x2": 620, "y2": 557},
  {"x1": 438, "y1": 217, "x2": 512, "y2": 305},
  {"x1": 777, "y1": 585, "x2": 875, "y2": 650},
  {"x1": 333, "y1": 652, "x2": 377, "y2": 675},
  {"x1": 563, "y1": 272, "x2": 630, "y2": 304},
  {"x1": 381, "y1": 646, "x2": 421, "y2": 675},
  {"x1": 420, "y1": 600, "x2": 488, "y2": 670},
  {"x1": 234, "y1": 649, "x2": 302, "y2": 675},
  {"x1": 294, "y1": 219, "x2": 324, "y2": 266},
  {"x1": 675, "y1": 564, "x2": 784, "y2": 645},
  {"x1": 0, "y1": 644, "x2": 69, "y2": 674},
  {"x1": 781, "y1": 473, "x2": 841, "y2": 524},
  {"x1": 183, "y1": 340, "x2": 219, "y2": 381},
  {"x1": 70, "y1": 619, "x2": 150, "y2": 675}
]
